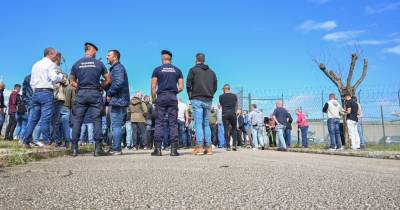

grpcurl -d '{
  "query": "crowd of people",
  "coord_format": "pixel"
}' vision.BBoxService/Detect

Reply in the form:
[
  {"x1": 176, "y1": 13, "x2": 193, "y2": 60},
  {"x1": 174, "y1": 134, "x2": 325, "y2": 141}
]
[{"x1": 0, "y1": 42, "x2": 366, "y2": 157}]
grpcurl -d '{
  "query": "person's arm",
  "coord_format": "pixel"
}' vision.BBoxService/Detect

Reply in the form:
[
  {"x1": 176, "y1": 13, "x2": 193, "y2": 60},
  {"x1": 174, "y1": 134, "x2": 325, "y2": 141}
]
[
  {"x1": 357, "y1": 103, "x2": 362, "y2": 117},
  {"x1": 151, "y1": 77, "x2": 157, "y2": 103},
  {"x1": 322, "y1": 102, "x2": 329, "y2": 113},
  {"x1": 184, "y1": 108, "x2": 189, "y2": 127},
  {"x1": 101, "y1": 71, "x2": 112, "y2": 91},
  {"x1": 186, "y1": 69, "x2": 193, "y2": 99},
  {"x1": 177, "y1": 78, "x2": 184, "y2": 93},
  {"x1": 48, "y1": 63, "x2": 63, "y2": 83}
]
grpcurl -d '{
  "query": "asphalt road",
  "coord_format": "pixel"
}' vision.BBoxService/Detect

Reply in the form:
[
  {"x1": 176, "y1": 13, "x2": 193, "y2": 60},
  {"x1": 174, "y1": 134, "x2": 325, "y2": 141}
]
[{"x1": 0, "y1": 148, "x2": 399, "y2": 209}]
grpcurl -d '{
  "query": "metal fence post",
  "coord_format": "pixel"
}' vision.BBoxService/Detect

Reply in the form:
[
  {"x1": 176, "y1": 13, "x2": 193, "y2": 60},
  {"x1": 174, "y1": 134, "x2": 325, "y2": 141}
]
[
  {"x1": 321, "y1": 91, "x2": 325, "y2": 141},
  {"x1": 380, "y1": 105, "x2": 386, "y2": 145}
]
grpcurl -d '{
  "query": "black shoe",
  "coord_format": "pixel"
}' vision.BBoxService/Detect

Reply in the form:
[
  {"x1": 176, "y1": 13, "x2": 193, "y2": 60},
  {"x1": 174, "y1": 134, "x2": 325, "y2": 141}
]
[
  {"x1": 71, "y1": 143, "x2": 78, "y2": 157},
  {"x1": 151, "y1": 145, "x2": 162, "y2": 156},
  {"x1": 170, "y1": 143, "x2": 180, "y2": 156},
  {"x1": 261, "y1": 146, "x2": 265, "y2": 150},
  {"x1": 232, "y1": 147, "x2": 238, "y2": 151},
  {"x1": 94, "y1": 142, "x2": 108, "y2": 156}
]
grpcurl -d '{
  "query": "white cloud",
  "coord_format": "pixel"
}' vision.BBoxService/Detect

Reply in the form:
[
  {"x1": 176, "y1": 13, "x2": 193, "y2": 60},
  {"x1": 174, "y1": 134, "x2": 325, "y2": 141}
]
[
  {"x1": 322, "y1": 30, "x2": 364, "y2": 42},
  {"x1": 297, "y1": 20, "x2": 337, "y2": 32},
  {"x1": 384, "y1": 45, "x2": 400, "y2": 55},
  {"x1": 365, "y1": 2, "x2": 400, "y2": 14}
]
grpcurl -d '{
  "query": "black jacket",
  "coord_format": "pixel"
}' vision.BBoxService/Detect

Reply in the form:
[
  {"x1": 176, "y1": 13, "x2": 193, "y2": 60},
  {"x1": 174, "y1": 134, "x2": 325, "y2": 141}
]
[
  {"x1": 107, "y1": 62, "x2": 130, "y2": 107},
  {"x1": 22, "y1": 74, "x2": 33, "y2": 110},
  {"x1": 238, "y1": 115, "x2": 244, "y2": 129},
  {"x1": 186, "y1": 64, "x2": 217, "y2": 100}
]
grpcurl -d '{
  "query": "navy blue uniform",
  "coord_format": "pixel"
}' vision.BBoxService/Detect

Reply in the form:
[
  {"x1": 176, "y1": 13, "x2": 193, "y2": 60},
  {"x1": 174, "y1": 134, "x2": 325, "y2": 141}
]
[
  {"x1": 70, "y1": 56, "x2": 107, "y2": 144},
  {"x1": 152, "y1": 64, "x2": 183, "y2": 145}
]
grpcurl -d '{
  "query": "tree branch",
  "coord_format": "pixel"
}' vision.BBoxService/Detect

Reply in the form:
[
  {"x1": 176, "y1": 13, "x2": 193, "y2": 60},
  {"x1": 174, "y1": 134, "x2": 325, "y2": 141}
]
[
  {"x1": 353, "y1": 58, "x2": 368, "y2": 91},
  {"x1": 346, "y1": 53, "x2": 358, "y2": 89},
  {"x1": 318, "y1": 63, "x2": 343, "y2": 90}
]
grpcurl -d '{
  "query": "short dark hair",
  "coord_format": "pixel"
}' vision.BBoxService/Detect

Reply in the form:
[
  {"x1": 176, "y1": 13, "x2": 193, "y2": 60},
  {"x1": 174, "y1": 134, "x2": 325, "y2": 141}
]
[
  {"x1": 196, "y1": 53, "x2": 205, "y2": 63},
  {"x1": 344, "y1": 93, "x2": 351, "y2": 97},
  {"x1": 43, "y1": 47, "x2": 56, "y2": 57},
  {"x1": 109, "y1": 49, "x2": 120, "y2": 60},
  {"x1": 252, "y1": 104, "x2": 257, "y2": 109},
  {"x1": 14, "y1": 84, "x2": 21, "y2": 89}
]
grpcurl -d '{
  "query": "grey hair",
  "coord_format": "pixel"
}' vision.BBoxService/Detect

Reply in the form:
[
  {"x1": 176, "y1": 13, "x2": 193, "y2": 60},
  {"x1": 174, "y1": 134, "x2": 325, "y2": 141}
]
[{"x1": 43, "y1": 47, "x2": 56, "y2": 57}]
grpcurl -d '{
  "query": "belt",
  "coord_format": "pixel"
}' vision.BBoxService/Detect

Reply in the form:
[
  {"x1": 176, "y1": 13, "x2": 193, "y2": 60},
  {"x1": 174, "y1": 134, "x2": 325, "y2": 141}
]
[{"x1": 35, "y1": 88, "x2": 53, "y2": 92}]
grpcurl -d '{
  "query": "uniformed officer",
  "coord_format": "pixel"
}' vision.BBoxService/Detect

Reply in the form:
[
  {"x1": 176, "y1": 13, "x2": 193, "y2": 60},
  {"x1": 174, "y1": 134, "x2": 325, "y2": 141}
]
[
  {"x1": 69, "y1": 42, "x2": 111, "y2": 157},
  {"x1": 151, "y1": 50, "x2": 184, "y2": 156}
]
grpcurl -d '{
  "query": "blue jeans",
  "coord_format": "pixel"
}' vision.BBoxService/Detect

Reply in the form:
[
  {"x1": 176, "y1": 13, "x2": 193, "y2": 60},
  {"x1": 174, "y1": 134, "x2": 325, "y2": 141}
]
[
  {"x1": 80, "y1": 123, "x2": 94, "y2": 144},
  {"x1": 284, "y1": 128, "x2": 291, "y2": 147},
  {"x1": 60, "y1": 106, "x2": 71, "y2": 143},
  {"x1": 357, "y1": 122, "x2": 366, "y2": 146},
  {"x1": 23, "y1": 90, "x2": 54, "y2": 145},
  {"x1": 276, "y1": 124, "x2": 287, "y2": 149},
  {"x1": 178, "y1": 120, "x2": 187, "y2": 147},
  {"x1": 15, "y1": 113, "x2": 28, "y2": 140},
  {"x1": 110, "y1": 106, "x2": 127, "y2": 152},
  {"x1": 217, "y1": 123, "x2": 225, "y2": 148},
  {"x1": 301, "y1": 126, "x2": 309, "y2": 148},
  {"x1": 0, "y1": 112, "x2": 5, "y2": 135},
  {"x1": 252, "y1": 126, "x2": 266, "y2": 148},
  {"x1": 327, "y1": 118, "x2": 341, "y2": 149},
  {"x1": 125, "y1": 121, "x2": 133, "y2": 147},
  {"x1": 192, "y1": 99, "x2": 212, "y2": 146}
]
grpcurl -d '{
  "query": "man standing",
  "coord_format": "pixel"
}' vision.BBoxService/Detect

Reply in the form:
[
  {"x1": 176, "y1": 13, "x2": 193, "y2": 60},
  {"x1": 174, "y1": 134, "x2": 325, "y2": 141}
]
[
  {"x1": 216, "y1": 104, "x2": 225, "y2": 148},
  {"x1": 186, "y1": 53, "x2": 218, "y2": 155},
  {"x1": 22, "y1": 48, "x2": 63, "y2": 148},
  {"x1": 219, "y1": 84, "x2": 238, "y2": 151},
  {"x1": 5, "y1": 84, "x2": 21, "y2": 140},
  {"x1": 128, "y1": 92, "x2": 147, "y2": 150},
  {"x1": 249, "y1": 104, "x2": 266, "y2": 150},
  {"x1": 151, "y1": 50, "x2": 184, "y2": 156},
  {"x1": 0, "y1": 82, "x2": 6, "y2": 136},
  {"x1": 177, "y1": 98, "x2": 189, "y2": 148},
  {"x1": 323, "y1": 93, "x2": 344, "y2": 150},
  {"x1": 272, "y1": 100, "x2": 289, "y2": 151},
  {"x1": 106, "y1": 49, "x2": 130, "y2": 155},
  {"x1": 143, "y1": 95, "x2": 154, "y2": 149},
  {"x1": 51, "y1": 53, "x2": 69, "y2": 146},
  {"x1": 344, "y1": 94, "x2": 360, "y2": 150},
  {"x1": 69, "y1": 43, "x2": 111, "y2": 156}
]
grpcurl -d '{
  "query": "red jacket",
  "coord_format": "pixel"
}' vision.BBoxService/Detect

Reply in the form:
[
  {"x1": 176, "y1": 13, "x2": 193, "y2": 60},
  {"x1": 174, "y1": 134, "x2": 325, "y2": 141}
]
[{"x1": 8, "y1": 91, "x2": 18, "y2": 114}]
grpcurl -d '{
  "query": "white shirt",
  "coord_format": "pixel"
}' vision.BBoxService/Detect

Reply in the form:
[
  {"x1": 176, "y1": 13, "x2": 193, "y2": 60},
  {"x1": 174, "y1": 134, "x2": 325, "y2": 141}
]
[
  {"x1": 30, "y1": 57, "x2": 63, "y2": 90},
  {"x1": 178, "y1": 101, "x2": 188, "y2": 122}
]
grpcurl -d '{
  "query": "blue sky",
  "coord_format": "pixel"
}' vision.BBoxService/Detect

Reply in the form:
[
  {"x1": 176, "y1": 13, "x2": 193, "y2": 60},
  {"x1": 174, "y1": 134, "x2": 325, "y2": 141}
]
[{"x1": 1, "y1": 0, "x2": 399, "y2": 117}]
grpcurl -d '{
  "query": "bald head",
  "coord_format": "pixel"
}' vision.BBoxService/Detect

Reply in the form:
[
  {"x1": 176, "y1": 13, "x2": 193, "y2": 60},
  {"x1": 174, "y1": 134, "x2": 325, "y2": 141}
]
[{"x1": 276, "y1": 100, "x2": 283, "y2": 108}]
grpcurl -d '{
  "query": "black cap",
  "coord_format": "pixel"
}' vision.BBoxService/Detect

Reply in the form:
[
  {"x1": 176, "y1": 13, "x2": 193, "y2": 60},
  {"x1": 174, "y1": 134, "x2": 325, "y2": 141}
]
[
  {"x1": 161, "y1": 50, "x2": 172, "y2": 57},
  {"x1": 85, "y1": 42, "x2": 98, "y2": 51}
]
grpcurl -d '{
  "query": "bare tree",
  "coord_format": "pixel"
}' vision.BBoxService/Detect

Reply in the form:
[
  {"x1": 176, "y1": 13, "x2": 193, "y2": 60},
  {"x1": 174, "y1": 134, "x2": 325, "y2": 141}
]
[{"x1": 314, "y1": 52, "x2": 368, "y2": 147}]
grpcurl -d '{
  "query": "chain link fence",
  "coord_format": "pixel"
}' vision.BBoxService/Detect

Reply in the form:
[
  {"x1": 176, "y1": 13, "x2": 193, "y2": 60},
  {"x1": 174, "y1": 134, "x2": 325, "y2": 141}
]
[{"x1": 232, "y1": 85, "x2": 400, "y2": 144}]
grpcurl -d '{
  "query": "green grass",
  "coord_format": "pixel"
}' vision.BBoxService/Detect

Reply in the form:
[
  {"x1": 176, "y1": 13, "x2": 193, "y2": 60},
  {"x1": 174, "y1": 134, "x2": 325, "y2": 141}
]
[{"x1": 0, "y1": 139, "x2": 95, "y2": 167}]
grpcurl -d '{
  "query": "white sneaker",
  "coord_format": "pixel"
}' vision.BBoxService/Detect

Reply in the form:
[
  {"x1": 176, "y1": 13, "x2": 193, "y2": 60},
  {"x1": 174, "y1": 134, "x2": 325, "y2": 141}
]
[
  {"x1": 35, "y1": 141, "x2": 45, "y2": 147},
  {"x1": 336, "y1": 147, "x2": 344, "y2": 151},
  {"x1": 328, "y1": 148, "x2": 336, "y2": 151}
]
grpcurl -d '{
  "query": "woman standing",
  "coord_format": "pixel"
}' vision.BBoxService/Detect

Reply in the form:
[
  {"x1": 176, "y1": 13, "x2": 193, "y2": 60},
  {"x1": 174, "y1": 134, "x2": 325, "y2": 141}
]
[{"x1": 296, "y1": 109, "x2": 309, "y2": 148}]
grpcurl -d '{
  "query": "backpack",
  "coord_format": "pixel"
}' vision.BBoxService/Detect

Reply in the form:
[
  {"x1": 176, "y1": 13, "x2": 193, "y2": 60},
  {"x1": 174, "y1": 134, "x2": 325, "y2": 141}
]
[{"x1": 16, "y1": 95, "x2": 27, "y2": 115}]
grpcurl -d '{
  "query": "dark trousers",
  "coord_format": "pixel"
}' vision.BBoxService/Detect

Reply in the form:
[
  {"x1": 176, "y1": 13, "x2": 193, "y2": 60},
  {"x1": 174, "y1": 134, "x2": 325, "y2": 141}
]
[
  {"x1": 132, "y1": 122, "x2": 145, "y2": 147},
  {"x1": 145, "y1": 125, "x2": 153, "y2": 148},
  {"x1": 210, "y1": 124, "x2": 218, "y2": 146},
  {"x1": 237, "y1": 128, "x2": 244, "y2": 146},
  {"x1": 71, "y1": 89, "x2": 103, "y2": 144},
  {"x1": 154, "y1": 93, "x2": 178, "y2": 146},
  {"x1": 222, "y1": 113, "x2": 238, "y2": 148},
  {"x1": 5, "y1": 113, "x2": 17, "y2": 139}
]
